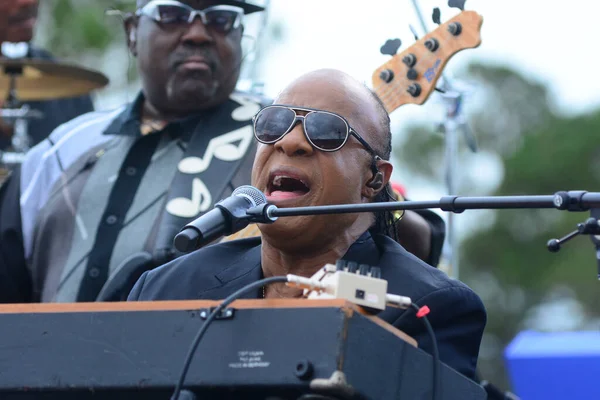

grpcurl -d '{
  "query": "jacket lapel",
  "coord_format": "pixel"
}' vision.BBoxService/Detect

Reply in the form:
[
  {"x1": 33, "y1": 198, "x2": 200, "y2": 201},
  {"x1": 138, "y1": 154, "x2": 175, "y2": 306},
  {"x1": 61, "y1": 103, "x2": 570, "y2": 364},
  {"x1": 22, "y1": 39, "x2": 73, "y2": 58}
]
[{"x1": 196, "y1": 244, "x2": 263, "y2": 300}]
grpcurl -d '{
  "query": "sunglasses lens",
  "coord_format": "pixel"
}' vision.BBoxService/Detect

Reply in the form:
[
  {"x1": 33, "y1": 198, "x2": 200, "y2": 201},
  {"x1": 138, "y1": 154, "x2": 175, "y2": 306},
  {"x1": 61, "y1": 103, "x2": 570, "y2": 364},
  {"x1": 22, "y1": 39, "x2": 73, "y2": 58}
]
[
  {"x1": 156, "y1": 5, "x2": 190, "y2": 24},
  {"x1": 254, "y1": 107, "x2": 296, "y2": 143},
  {"x1": 204, "y1": 9, "x2": 240, "y2": 33},
  {"x1": 304, "y1": 112, "x2": 348, "y2": 150}
]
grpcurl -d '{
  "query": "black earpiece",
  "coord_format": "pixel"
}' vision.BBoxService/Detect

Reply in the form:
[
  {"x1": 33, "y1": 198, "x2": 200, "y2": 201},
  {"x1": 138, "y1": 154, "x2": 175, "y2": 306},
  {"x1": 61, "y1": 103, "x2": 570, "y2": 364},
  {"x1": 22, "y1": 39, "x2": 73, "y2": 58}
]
[{"x1": 366, "y1": 171, "x2": 385, "y2": 191}]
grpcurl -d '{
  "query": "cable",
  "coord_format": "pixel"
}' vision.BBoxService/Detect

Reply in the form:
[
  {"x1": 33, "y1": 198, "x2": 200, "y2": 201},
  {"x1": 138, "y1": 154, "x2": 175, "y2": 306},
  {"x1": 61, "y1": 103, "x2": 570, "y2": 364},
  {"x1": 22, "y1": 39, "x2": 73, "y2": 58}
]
[
  {"x1": 410, "y1": 303, "x2": 439, "y2": 400},
  {"x1": 171, "y1": 276, "x2": 288, "y2": 400}
]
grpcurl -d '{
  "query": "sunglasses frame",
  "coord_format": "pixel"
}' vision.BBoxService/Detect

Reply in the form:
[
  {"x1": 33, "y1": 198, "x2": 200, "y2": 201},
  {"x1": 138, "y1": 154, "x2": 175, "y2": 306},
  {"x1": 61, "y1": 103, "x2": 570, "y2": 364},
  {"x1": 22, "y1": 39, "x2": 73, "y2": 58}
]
[
  {"x1": 135, "y1": 0, "x2": 244, "y2": 31},
  {"x1": 252, "y1": 105, "x2": 381, "y2": 157}
]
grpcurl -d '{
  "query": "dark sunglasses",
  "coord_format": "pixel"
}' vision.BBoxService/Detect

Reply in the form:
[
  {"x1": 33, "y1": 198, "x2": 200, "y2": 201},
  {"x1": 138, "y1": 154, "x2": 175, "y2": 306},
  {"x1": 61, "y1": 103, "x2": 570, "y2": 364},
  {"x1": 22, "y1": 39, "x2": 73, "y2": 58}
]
[
  {"x1": 253, "y1": 105, "x2": 381, "y2": 157},
  {"x1": 135, "y1": 1, "x2": 243, "y2": 34}
]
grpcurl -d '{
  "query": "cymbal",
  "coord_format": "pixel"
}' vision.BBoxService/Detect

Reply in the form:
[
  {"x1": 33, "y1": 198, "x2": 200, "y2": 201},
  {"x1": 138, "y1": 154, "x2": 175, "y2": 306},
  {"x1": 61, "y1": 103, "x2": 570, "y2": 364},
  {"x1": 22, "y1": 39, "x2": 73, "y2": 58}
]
[{"x1": 0, "y1": 57, "x2": 109, "y2": 101}]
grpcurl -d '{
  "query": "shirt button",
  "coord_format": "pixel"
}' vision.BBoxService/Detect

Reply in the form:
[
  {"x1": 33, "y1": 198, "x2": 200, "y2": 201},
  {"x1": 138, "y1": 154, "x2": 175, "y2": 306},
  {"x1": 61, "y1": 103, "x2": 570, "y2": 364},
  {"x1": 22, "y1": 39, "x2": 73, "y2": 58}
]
[
  {"x1": 105, "y1": 215, "x2": 118, "y2": 225},
  {"x1": 125, "y1": 167, "x2": 137, "y2": 176},
  {"x1": 88, "y1": 267, "x2": 100, "y2": 278}
]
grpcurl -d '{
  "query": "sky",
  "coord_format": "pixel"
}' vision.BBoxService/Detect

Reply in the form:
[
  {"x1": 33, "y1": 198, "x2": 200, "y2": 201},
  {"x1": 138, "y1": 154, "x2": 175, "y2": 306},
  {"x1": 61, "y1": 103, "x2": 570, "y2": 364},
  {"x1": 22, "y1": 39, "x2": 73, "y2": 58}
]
[{"x1": 248, "y1": 0, "x2": 600, "y2": 116}]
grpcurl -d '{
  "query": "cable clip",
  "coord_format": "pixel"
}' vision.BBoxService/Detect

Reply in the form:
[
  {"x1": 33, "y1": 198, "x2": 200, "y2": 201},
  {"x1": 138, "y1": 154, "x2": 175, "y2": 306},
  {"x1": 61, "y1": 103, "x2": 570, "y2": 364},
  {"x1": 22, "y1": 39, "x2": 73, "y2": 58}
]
[{"x1": 199, "y1": 307, "x2": 235, "y2": 320}]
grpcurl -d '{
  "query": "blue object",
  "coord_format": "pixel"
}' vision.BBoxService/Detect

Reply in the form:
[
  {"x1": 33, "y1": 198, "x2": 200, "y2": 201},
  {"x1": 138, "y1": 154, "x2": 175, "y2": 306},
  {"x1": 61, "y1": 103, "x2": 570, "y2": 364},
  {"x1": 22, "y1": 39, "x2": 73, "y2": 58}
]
[{"x1": 504, "y1": 330, "x2": 600, "y2": 399}]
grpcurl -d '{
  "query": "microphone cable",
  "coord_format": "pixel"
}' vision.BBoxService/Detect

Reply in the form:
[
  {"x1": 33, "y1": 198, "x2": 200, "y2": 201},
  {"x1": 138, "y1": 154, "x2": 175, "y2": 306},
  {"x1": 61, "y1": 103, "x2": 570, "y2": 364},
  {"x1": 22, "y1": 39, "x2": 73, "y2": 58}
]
[{"x1": 409, "y1": 302, "x2": 440, "y2": 400}]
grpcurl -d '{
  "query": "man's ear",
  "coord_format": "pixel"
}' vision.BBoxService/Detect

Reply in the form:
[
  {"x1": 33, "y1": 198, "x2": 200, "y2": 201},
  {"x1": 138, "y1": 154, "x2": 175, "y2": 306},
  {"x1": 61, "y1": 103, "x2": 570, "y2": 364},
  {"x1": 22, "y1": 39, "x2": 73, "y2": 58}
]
[
  {"x1": 124, "y1": 16, "x2": 138, "y2": 57},
  {"x1": 364, "y1": 159, "x2": 393, "y2": 199}
]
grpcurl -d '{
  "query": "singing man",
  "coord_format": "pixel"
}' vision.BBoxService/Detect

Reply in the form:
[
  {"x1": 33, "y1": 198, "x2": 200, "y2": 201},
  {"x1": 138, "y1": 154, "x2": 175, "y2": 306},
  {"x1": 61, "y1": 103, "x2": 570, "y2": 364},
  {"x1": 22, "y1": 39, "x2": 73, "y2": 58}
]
[{"x1": 128, "y1": 68, "x2": 487, "y2": 380}]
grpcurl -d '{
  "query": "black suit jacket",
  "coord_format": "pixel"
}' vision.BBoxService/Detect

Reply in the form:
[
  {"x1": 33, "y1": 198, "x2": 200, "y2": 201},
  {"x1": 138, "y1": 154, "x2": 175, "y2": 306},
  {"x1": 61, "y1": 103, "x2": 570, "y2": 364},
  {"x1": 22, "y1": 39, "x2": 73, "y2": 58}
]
[{"x1": 128, "y1": 232, "x2": 486, "y2": 380}]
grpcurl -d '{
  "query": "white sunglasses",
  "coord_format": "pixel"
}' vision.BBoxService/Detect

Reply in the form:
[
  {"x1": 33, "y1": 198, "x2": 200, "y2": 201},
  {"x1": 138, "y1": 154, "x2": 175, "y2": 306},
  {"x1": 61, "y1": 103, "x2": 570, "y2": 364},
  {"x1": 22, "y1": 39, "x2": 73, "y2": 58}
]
[{"x1": 136, "y1": 1, "x2": 244, "y2": 33}]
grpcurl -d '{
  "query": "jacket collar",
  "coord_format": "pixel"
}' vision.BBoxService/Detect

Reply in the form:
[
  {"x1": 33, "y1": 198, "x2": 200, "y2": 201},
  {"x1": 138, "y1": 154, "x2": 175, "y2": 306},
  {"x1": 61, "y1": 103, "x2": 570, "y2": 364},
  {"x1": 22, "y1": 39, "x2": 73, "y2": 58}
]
[{"x1": 195, "y1": 231, "x2": 383, "y2": 300}]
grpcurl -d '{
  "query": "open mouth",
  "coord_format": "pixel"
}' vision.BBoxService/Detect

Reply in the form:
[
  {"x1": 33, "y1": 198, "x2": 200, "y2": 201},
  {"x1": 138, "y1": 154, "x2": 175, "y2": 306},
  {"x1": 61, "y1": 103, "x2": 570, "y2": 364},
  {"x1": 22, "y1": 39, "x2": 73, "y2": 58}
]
[{"x1": 267, "y1": 174, "x2": 310, "y2": 201}]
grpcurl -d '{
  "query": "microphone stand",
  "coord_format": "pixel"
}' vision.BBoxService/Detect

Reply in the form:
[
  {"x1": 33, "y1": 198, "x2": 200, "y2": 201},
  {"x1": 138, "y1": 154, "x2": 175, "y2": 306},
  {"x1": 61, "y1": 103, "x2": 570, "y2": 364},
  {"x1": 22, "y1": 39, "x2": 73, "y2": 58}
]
[{"x1": 246, "y1": 190, "x2": 600, "y2": 279}]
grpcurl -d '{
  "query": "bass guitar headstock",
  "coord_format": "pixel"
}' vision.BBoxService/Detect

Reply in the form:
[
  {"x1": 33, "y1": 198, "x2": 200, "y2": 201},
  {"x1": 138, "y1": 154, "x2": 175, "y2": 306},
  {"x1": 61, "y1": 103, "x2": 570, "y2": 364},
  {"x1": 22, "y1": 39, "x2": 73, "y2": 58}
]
[{"x1": 372, "y1": 10, "x2": 483, "y2": 113}]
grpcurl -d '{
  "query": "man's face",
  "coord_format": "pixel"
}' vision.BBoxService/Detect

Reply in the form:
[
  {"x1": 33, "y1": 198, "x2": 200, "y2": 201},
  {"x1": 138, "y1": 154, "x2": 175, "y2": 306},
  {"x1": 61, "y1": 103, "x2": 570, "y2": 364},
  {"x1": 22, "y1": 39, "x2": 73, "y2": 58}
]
[
  {"x1": 3, "y1": 0, "x2": 38, "y2": 43},
  {"x1": 251, "y1": 72, "x2": 390, "y2": 251},
  {"x1": 131, "y1": 0, "x2": 243, "y2": 116}
]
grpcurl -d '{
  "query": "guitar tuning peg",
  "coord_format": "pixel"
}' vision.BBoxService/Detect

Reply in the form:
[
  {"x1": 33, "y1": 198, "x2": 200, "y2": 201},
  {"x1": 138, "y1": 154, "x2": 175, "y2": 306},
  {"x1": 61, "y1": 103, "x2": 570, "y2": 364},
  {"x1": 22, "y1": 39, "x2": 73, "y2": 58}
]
[
  {"x1": 448, "y1": 0, "x2": 466, "y2": 11},
  {"x1": 432, "y1": 7, "x2": 441, "y2": 25},
  {"x1": 380, "y1": 38, "x2": 402, "y2": 56}
]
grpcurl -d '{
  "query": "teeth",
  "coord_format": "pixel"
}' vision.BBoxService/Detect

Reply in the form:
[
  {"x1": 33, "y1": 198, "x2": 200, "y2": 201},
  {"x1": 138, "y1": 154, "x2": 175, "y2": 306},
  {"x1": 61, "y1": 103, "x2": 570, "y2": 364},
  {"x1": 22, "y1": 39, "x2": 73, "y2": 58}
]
[
  {"x1": 272, "y1": 175, "x2": 284, "y2": 188},
  {"x1": 270, "y1": 175, "x2": 308, "y2": 189}
]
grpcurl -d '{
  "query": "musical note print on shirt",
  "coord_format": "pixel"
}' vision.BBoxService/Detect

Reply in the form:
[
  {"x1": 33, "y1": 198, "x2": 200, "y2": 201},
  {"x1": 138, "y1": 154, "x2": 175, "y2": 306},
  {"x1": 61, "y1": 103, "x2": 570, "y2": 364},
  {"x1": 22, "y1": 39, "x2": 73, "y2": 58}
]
[
  {"x1": 230, "y1": 93, "x2": 262, "y2": 121},
  {"x1": 176, "y1": 125, "x2": 253, "y2": 175},
  {"x1": 165, "y1": 95, "x2": 259, "y2": 219},
  {"x1": 165, "y1": 177, "x2": 212, "y2": 218}
]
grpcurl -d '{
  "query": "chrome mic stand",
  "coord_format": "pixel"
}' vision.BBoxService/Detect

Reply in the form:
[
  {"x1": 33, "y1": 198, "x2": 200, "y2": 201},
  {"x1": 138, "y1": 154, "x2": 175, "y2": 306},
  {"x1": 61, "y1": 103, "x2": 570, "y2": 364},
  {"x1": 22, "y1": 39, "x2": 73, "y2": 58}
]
[{"x1": 409, "y1": 0, "x2": 478, "y2": 279}]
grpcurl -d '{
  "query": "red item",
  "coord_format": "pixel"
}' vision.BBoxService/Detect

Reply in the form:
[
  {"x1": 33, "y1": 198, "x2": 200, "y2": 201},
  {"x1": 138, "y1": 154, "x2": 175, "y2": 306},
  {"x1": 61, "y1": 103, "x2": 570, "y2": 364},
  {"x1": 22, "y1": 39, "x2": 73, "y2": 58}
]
[
  {"x1": 390, "y1": 182, "x2": 407, "y2": 198},
  {"x1": 416, "y1": 305, "x2": 430, "y2": 318}
]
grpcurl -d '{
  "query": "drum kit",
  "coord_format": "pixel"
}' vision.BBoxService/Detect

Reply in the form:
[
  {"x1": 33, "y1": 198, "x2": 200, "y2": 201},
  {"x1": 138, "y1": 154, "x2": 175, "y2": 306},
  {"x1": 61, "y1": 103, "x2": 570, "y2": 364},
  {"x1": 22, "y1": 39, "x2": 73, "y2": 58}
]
[{"x1": 0, "y1": 56, "x2": 109, "y2": 182}]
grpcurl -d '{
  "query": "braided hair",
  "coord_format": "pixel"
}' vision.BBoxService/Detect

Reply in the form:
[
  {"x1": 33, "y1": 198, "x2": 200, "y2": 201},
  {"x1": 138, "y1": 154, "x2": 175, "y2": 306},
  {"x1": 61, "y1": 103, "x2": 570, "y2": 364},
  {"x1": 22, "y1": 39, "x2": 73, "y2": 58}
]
[{"x1": 366, "y1": 88, "x2": 399, "y2": 242}]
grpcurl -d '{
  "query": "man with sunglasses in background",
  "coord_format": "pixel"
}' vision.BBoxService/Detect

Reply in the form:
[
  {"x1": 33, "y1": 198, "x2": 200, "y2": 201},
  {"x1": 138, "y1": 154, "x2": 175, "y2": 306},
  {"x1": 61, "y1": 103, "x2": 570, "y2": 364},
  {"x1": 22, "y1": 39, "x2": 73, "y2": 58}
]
[
  {"x1": 0, "y1": 0, "x2": 444, "y2": 304},
  {"x1": 128, "y1": 69, "x2": 486, "y2": 381},
  {"x1": 0, "y1": 0, "x2": 94, "y2": 152}
]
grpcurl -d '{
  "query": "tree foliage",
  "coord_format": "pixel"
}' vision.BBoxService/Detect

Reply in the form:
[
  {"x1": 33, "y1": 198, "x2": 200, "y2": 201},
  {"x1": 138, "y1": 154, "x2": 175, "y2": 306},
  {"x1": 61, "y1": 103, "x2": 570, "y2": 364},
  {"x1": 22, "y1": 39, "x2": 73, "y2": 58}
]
[
  {"x1": 38, "y1": 0, "x2": 135, "y2": 55},
  {"x1": 395, "y1": 64, "x2": 600, "y2": 389}
]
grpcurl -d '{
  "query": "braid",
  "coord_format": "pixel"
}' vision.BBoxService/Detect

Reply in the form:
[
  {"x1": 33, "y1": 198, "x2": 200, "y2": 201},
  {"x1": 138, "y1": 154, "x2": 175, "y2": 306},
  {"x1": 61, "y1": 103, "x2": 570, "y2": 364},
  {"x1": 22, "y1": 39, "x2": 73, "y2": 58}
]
[{"x1": 364, "y1": 87, "x2": 398, "y2": 241}]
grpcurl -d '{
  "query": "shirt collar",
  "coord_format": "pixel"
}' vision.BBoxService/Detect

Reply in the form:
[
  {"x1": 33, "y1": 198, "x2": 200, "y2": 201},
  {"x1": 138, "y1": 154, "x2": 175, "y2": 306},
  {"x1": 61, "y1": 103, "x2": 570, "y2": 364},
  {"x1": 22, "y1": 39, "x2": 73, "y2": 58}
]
[
  {"x1": 103, "y1": 92, "x2": 145, "y2": 136},
  {"x1": 102, "y1": 92, "x2": 226, "y2": 139}
]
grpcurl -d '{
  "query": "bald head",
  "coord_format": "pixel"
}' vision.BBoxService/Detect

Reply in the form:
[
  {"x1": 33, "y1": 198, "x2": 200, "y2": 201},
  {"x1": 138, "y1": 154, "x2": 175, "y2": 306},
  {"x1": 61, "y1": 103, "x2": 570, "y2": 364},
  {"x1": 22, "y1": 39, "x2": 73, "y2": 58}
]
[{"x1": 275, "y1": 69, "x2": 391, "y2": 159}]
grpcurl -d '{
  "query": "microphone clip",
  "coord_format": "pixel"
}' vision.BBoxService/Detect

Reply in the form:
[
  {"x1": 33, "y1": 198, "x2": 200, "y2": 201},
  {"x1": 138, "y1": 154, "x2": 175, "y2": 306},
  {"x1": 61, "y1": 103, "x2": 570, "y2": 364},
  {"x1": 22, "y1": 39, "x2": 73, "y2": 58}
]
[
  {"x1": 246, "y1": 203, "x2": 278, "y2": 224},
  {"x1": 547, "y1": 207, "x2": 600, "y2": 279}
]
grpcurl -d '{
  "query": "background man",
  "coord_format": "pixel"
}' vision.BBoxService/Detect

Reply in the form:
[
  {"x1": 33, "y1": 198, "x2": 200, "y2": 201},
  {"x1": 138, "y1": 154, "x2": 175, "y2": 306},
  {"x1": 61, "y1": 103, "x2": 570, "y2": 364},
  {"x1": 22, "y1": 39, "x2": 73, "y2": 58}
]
[{"x1": 128, "y1": 69, "x2": 486, "y2": 380}]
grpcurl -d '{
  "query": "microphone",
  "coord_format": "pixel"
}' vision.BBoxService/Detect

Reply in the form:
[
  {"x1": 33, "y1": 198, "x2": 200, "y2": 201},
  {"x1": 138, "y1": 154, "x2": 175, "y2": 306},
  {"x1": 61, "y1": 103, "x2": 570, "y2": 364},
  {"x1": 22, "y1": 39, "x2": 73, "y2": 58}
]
[{"x1": 173, "y1": 185, "x2": 266, "y2": 253}]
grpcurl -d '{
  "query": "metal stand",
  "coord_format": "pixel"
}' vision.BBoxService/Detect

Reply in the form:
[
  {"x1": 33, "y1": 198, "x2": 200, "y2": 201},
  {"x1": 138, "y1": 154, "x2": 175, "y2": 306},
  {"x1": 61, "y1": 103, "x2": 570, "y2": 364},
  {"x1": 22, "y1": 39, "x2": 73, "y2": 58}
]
[
  {"x1": 410, "y1": 0, "x2": 478, "y2": 279},
  {"x1": 436, "y1": 84, "x2": 477, "y2": 279},
  {"x1": 237, "y1": 0, "x2": 271, "y2": 97},
  {"x1": 4, "y1": 69, "x2": 31, "y2": 150},
  {"x1": 1, "y1": 42, "x2": 39, "y2": 164},
  {"x1": 1, "y1": 68, "x2": 42, "y2": 165},
  {"x1": 547, "y1": 208, "x2": 600, "y2": 280}
]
